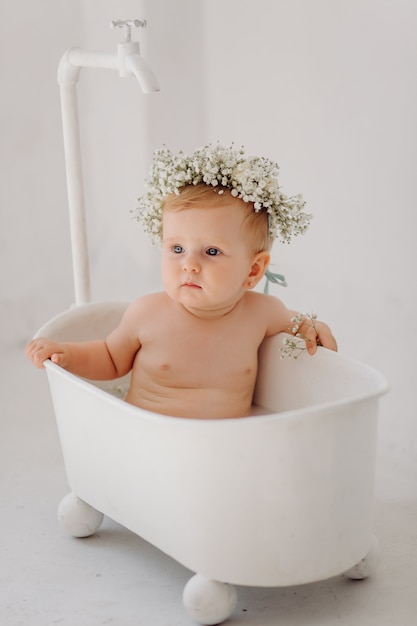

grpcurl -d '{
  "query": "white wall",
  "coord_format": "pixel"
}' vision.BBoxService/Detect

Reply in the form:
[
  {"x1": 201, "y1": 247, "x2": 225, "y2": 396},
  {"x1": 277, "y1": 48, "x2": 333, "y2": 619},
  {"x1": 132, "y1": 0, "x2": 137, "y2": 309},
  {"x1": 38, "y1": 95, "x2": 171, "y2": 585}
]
[
  {"x1": 1, "y1": 2, "x2": 81, "y2": 345},
  {"x1": 2, "y1": 1, "x2": 415, "y2": 495}
]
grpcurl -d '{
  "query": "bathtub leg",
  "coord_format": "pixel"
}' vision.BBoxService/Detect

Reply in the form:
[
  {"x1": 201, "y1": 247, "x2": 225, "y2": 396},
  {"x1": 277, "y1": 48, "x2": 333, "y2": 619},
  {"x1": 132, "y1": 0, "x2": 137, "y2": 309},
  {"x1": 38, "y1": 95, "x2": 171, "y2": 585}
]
[
  {"x1": 343, "y1": 534, "x2": 381, "y2": 580},
  {"x1": 183, "y1": 574, "x2": 237, "y2": 625},
  {"x1": 57, "y1": 492, "x2": 104, "y2": 538}
]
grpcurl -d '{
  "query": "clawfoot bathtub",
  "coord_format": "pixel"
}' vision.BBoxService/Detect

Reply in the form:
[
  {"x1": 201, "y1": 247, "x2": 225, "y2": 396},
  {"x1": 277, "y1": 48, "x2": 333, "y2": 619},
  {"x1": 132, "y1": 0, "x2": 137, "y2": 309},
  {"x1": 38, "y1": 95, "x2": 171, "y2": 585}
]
[{"x1": 36, "y1": 301, "x2": 388, "y2": 625}]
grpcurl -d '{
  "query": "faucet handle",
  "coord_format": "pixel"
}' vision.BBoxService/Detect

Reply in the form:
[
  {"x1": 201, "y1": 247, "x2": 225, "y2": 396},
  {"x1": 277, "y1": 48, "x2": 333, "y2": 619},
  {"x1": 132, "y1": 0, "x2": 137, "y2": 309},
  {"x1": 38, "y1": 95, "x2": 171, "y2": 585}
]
[{"x1": 110, "y1": 19, "x2": 147, "y2": 43}]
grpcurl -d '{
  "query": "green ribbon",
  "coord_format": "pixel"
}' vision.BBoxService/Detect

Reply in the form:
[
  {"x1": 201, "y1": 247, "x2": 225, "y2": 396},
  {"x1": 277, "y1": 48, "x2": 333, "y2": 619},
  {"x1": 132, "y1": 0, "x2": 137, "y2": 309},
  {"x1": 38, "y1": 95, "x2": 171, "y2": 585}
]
[{"x1": 263, "y1": 268, "x2": 287, "y2": 294}]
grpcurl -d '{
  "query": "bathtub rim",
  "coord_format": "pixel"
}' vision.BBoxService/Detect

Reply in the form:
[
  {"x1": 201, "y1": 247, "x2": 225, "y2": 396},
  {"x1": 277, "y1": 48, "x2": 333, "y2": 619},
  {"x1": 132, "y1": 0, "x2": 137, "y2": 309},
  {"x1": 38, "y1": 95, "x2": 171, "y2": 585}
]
[{"x1": 42, "y1": 354, "x2": 389, "y2": 425}]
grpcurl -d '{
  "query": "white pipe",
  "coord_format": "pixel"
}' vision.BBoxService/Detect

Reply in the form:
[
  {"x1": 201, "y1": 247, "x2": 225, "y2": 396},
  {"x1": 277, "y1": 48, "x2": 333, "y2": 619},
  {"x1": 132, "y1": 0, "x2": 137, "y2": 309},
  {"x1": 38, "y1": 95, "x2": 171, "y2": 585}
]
[
  {"x1": 57, "y1": 43, "x2": 159, "y2": 305},
  {"x1": 59, "y1": 81, "x2": 90, "y2": 304},
  {"x1": 66, "y1": 48, "x2": 119, "y2": 73}
]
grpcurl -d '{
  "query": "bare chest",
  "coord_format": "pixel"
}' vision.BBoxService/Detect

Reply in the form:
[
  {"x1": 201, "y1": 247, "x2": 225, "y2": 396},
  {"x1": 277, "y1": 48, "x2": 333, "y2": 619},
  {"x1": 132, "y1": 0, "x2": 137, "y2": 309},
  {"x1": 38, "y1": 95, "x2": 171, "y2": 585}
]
[{"x1": 134, "y1": 310, "x2": 264, "y2": 388}]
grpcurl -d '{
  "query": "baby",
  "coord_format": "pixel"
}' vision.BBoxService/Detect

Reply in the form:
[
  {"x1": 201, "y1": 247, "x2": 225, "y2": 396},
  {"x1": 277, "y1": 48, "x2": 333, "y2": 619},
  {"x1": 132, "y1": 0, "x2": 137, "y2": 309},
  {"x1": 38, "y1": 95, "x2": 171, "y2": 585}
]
[{"x1": 26, "y1": 144, "x2": 337, "y2": 419}]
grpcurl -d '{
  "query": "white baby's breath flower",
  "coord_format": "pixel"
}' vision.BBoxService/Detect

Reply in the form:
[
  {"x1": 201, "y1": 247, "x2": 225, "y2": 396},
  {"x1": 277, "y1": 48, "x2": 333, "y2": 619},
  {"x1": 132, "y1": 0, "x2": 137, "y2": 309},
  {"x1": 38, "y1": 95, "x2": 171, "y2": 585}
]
[{"x1": 134, "y1": 143, "x2": 311, "y2": 243}]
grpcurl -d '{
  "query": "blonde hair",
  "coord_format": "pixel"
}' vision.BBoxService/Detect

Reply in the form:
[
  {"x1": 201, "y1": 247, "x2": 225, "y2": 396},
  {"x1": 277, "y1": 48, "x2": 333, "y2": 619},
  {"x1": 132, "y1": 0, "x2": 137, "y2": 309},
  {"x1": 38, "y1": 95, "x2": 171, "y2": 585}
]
[{"x1": 163, "y1": 184, "x2": 273, "y2": 253}]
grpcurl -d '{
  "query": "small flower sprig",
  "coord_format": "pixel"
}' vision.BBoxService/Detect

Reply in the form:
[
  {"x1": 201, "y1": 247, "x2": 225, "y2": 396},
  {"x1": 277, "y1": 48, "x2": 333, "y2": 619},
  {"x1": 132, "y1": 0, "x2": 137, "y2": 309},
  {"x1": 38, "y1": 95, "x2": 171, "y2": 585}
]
[{"x1": 280, "y1": 312, "x2": 319, "y2": 359}]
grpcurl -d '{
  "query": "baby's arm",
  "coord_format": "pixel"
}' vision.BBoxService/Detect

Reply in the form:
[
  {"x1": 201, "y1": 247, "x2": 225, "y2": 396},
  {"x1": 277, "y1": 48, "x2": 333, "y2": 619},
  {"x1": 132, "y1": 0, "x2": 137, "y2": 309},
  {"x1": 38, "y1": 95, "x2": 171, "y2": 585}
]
[
  {"x1": 262, "y1": 295, "x2": 337, "y2": 354},
  {"x1": 26, "y1": 300, "x2": 142, "y2": 379},
  {"x1": 25, "y1": 337, "x2": 128, "y2": 379}
]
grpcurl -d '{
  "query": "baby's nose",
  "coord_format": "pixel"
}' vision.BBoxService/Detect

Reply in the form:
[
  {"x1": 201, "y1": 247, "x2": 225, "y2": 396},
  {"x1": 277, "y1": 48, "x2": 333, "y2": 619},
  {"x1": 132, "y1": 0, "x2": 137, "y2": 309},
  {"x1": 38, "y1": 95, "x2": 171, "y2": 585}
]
[{"x1": 182, "y1": 253, "x2": 201, "y2": 273}]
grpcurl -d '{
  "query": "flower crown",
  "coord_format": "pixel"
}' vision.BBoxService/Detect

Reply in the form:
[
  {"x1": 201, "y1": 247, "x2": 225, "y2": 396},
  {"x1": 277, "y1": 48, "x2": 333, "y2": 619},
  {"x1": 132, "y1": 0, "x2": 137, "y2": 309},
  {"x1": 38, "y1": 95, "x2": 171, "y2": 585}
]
[{"x1": 134, "y1": 143, "x2": 311, "y2": 244}]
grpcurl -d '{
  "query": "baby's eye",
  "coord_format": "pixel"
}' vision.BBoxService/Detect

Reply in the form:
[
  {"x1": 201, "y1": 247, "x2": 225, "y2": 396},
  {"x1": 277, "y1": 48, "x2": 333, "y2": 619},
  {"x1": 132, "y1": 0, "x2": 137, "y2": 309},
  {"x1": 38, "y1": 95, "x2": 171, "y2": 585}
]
[
  {"x1": 172, "y1": 245, "x2": 184, "y2": 254},
  {"x1": 206, "y1": 247, "x2": 221, "y2": 256}
]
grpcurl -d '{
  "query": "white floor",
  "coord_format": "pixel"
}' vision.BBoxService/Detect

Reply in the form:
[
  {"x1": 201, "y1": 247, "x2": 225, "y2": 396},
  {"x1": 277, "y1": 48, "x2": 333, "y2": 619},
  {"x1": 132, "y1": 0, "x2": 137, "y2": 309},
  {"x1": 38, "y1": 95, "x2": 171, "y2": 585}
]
[{"x1": 2, "y1": 343, "x2": 417, "y2": 626}]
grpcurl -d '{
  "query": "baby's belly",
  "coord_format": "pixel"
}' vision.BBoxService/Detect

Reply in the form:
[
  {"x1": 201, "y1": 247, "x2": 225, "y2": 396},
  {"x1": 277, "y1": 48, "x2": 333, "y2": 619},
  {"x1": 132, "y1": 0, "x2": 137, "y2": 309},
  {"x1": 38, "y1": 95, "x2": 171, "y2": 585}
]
[
  {"x1": 125, "y1": 381, "x2": 255, "y2": 419},
  {"x1": 126, "y1": 352, "x2": 258, "y2": 419}
]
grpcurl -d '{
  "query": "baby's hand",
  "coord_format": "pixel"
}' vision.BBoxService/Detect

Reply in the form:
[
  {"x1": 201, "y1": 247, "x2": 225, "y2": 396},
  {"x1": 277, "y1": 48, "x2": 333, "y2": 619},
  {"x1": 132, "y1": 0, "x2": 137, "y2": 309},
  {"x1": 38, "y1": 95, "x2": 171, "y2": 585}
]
[
  {"x1": 25, "y1": 337, "x2": 70, "y2": 369},
  {"x1": 297, "y1": 318, "x2": 338, "y2": 355}
]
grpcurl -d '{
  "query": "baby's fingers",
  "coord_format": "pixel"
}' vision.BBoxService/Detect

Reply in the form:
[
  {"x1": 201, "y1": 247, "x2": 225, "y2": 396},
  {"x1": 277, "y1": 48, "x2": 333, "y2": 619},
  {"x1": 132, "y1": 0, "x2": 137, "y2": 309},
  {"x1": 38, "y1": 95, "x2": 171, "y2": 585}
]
[
  {"x1": 298, "y1": 320, "x2": 337, "y2": 355},
  {"x1": 25, "y1": 342, "x2": 47, "y2": 368},
  {"x1": 301, "y1": 326, "x2": 320, "y2": 355},
  {"x1": 50, "y1": 353, "x2": 65, "y2": 366},
  {"x1": 315, "y1": 323, "x2": 338, "y2": 352},
  {"x1": 25, "y1": 338, "x2": 58, "y2": 368}
]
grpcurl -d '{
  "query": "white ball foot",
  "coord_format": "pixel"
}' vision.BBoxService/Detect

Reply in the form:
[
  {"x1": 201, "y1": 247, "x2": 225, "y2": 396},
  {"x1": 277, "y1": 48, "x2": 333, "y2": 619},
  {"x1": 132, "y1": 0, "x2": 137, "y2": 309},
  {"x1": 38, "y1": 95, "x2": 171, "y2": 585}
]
[
  {"x1": 183, "y1": 574, "x2": 237, "y2": 625},
  {"x1": 57, "y1": 492, "x2": 104, "y2": 538},
  {"x1": 344, "y1": 535, "x2": 381, "y2": 580}
]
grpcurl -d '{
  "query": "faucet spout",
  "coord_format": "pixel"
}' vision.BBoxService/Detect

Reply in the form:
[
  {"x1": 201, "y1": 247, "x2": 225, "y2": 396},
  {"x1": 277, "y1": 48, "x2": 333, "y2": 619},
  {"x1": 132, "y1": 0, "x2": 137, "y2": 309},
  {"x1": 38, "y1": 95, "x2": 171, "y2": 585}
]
[
  {"x1": 124, "y1": 51, "x2": 160, "y2": 93},
  {"x1": 116, "y1": 41, "x2": 160, "y2": 93}
]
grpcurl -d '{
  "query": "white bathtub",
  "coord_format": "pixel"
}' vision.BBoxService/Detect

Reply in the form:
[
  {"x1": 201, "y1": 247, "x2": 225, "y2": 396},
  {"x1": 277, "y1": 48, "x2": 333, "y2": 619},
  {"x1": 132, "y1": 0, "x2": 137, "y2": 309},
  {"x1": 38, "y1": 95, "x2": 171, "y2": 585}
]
[{"x1": 37, "y1": 301, "x2": 389, "y2": 625}]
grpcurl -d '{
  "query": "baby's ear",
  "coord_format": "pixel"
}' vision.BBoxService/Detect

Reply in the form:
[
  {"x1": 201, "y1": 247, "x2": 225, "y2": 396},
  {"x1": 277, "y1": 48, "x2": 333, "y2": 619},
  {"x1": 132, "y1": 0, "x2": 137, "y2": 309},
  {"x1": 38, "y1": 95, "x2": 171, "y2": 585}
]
[{"x1": 245, "y1": 251, "x2": 270, "y2": 289}]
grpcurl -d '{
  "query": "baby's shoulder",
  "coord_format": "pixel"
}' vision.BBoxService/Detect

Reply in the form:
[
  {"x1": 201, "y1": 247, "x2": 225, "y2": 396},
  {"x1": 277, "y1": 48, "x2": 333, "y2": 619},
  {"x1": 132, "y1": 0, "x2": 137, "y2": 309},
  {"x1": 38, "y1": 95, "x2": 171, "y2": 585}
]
[
  {"x1": 134, "y1": 291, "x2": 166, "y2": 304},
  {"x1": 244, "y1": 291, "x2": 292, "y2": 337},
  {"x1": 123, "y1": 291, "x2": 170, "y2": 319},
  {"x1": 244, "y1": 290, "x2": 286, "y2": 314}
]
